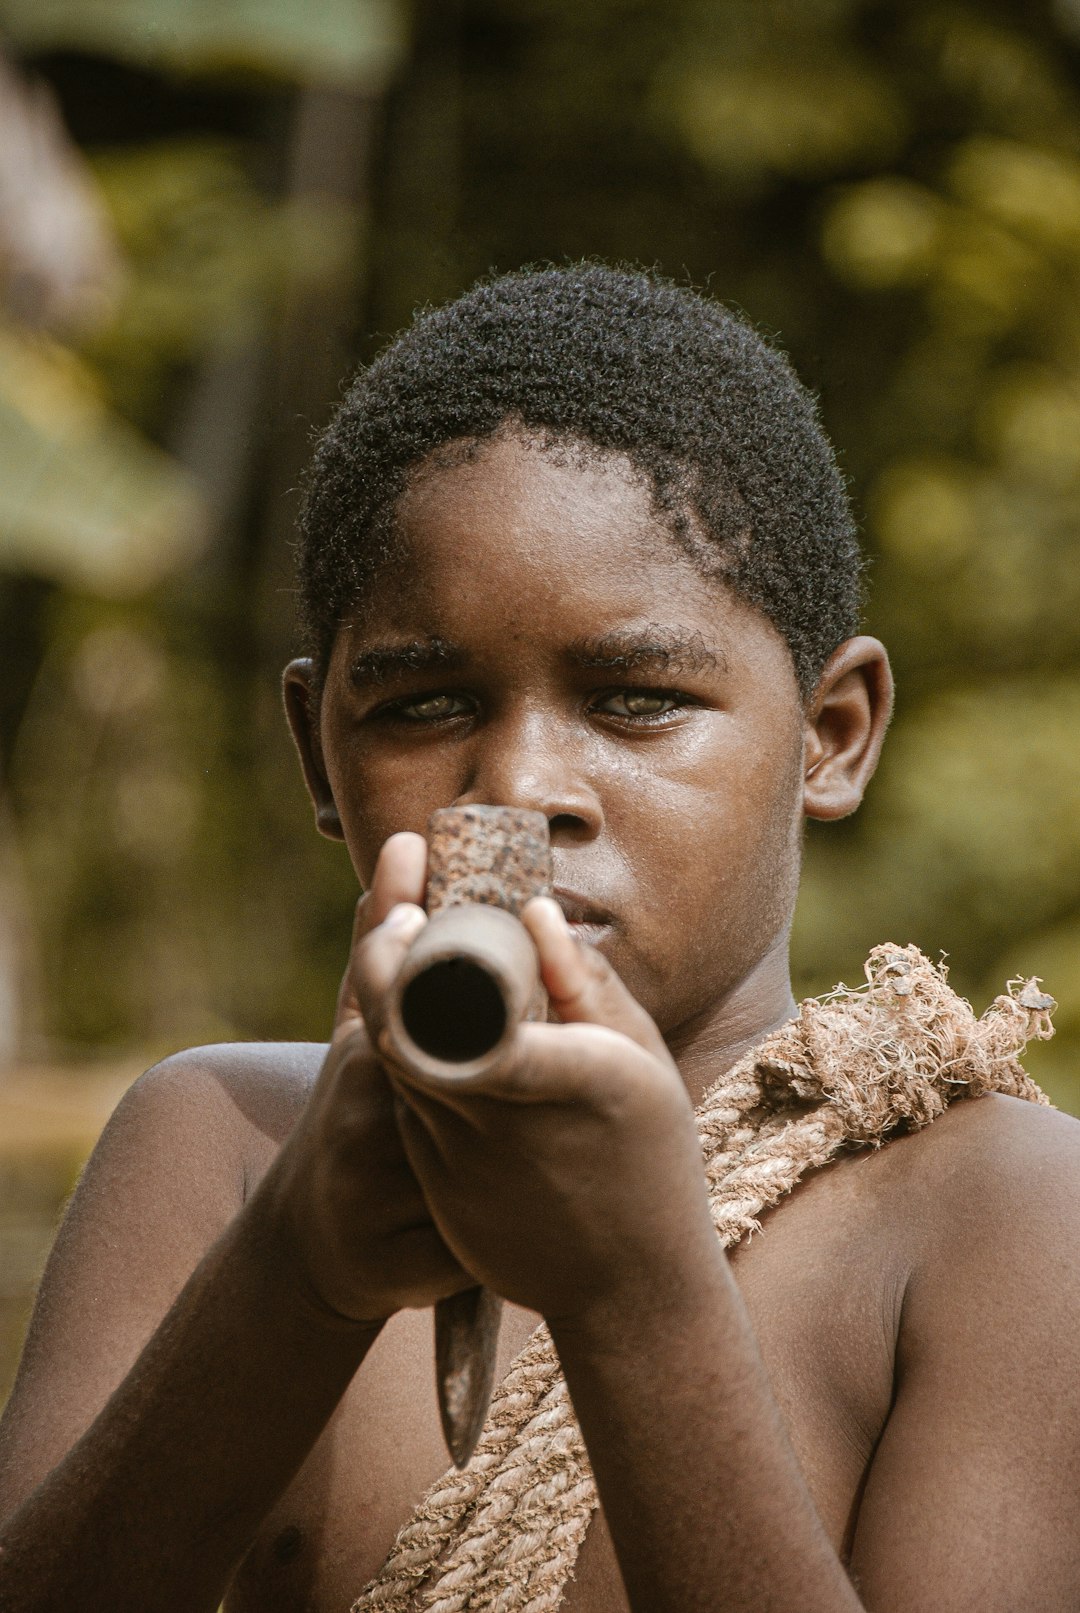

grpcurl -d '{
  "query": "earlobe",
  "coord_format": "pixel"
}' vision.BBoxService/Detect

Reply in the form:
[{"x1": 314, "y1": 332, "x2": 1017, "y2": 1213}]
[
  {"x1": 282, "y1": 658, "x2": 345, "y2": 841},
  {"x1": 803, "y1": 636, "x2": 893, "y2": 822}
]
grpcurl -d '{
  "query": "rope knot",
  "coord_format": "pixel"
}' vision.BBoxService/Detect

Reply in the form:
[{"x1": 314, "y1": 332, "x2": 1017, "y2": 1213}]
[{"x1": 749, "y1": 945, "x2": 1052, "y2": 1142}]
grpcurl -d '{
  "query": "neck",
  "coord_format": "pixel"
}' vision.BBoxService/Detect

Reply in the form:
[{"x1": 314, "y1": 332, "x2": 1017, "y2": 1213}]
[{"x1": 665, "y1": 932, "x2": 798, "y2": 1107}]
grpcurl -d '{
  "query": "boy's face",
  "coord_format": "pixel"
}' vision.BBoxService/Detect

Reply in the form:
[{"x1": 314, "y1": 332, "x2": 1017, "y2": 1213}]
[{"x1": 297, "y1": 431, "x2": 817, "y2": 1041}]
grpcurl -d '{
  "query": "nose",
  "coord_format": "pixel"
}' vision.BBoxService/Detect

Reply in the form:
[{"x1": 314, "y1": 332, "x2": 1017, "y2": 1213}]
[{"x1": 455, "y1": 709, "x2": 603, "y2": 841}]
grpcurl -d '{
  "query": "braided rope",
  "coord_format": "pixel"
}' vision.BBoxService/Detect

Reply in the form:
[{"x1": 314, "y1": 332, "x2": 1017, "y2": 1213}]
[{"x1": 353, "y1": 945, "x2": 1054, "y2": 1613}]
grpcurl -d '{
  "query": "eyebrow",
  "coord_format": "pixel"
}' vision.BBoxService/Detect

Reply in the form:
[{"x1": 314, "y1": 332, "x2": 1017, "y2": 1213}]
[
  {"x1": 346, "y1": 625, "x2": 727, "y2": 688},
  {"x1": 348, "y1": 637, "x2": 465, "y2": 687},
  {"x1": 567, "y1": 626, "x2": 727, "y2": 677}
]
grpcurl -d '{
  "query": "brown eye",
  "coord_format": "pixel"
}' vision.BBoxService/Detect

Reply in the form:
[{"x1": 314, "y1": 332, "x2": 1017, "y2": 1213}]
[
  {"x1": 598, "y1": 690, "x2": 680, "y2": 718},
  {"x1": 396, "y1": 693, "x2": 471, "y2": 721}
]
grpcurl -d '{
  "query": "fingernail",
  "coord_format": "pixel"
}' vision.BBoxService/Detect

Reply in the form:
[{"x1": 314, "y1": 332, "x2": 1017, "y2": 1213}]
[
  {"x1": 384, "y1": 903, "x2": 426, "y2": 937},
  {"x1": 530, "y1": 896, "x2": 569, "y2": 931}
]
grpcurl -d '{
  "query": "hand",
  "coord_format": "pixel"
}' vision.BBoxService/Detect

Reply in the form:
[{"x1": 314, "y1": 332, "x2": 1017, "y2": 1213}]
[
  {"x1": 260, "y1": 833, "x2": 472, "y2": 1324},
  {"x1": 375, "y1": 899, "x2": 721, "y2": 1330}
]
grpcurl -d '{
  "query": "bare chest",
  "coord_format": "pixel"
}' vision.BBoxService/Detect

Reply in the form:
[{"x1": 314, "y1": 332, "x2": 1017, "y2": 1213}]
[{"x1": 227, "y1": 1155, "x2": 903, "y2": 1613}]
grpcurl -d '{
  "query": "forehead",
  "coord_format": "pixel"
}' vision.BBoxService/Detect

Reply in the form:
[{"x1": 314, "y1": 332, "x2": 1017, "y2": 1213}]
[
  {"x1": 412, "y1": 427, "x2": 667, "y2": 535},
  {"x1": 373, "y1": 431, "x2": 709, "y2": 623},
  {"x1": 333, "y1": 432, "x2": 799, "y2": 704}
]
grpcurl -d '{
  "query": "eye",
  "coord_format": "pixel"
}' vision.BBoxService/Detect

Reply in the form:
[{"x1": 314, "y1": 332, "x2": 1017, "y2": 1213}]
[
  {"x1": 594, "y1": 689, "x2": 684, "y2": 720},
  {"x1": 384, "y1": 692, "x2": 473, "y2": 723}
]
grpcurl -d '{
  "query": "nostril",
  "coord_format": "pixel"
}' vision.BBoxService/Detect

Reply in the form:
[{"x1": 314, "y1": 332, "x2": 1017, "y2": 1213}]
[{"x1": 548, "y1": 812, "x2": 590, "y2": 839}]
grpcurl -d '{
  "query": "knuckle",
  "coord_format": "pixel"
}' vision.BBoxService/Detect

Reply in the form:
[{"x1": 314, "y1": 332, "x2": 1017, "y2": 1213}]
[
  {"x1": 354, "y1": 925, "x2": 398, "y2": 994},
  {"x1": 331, "y1": 1020, "x2": 370, "y2": 1061},
  {"x1": 351, "y1": 890, "x2": 375, "y2": 938},
  {"x1": 353, "y1": 924, "x2": 382, "y2": 974}
]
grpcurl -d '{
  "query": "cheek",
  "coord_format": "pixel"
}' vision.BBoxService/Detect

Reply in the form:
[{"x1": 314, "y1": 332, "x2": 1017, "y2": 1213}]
[
  {"x1": 609, "y1": 729, "x2": 804, "y2": 1016},
  {"x1": 322, "y1": 740, "x2": 445, "y2": 887},
  {"x1": 619, "y1": 714, "x2": 803, "y2": 888}
]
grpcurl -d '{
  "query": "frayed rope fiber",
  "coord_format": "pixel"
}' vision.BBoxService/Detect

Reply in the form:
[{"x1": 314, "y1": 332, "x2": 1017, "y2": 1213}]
[{"x1": 353, "y1": 945, "x2": 1054, "y2": 1613}]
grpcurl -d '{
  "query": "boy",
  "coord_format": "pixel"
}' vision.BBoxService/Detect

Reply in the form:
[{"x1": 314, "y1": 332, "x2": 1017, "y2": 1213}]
[{"x1": 1, "y1": 264, "x2": 1078, "y2": 1613}]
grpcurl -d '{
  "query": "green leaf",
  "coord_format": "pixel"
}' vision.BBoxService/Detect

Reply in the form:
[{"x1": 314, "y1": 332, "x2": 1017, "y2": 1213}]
[
  {"x1": 0, "y1": 0, "x2": 407, "y2": 89},
  {"x1": 0, "y1": 325, "x2": 207, "y2": 593}
]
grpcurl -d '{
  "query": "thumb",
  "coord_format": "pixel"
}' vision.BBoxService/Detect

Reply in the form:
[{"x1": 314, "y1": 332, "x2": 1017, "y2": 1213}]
[
  {"x1": 333, "y1": 831, "x2": 428, "y2": 1035},
  {"x1": 334, "y1": 901, "x2": 428, "y2": 1045},
  {"x1": 521, "y1": 897, "x2": 672, "y2": 1065}
]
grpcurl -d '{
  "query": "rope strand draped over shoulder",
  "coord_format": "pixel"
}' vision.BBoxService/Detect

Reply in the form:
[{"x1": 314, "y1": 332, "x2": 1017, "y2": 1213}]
[{"x1": 353, "y1": 945, "x2": 1054, "y2": 1613}]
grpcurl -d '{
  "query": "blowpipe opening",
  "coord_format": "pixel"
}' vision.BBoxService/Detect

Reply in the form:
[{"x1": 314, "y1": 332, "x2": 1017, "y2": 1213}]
[{"x1": 399, "y1": 957, "x2": 509, "y2": 1064}]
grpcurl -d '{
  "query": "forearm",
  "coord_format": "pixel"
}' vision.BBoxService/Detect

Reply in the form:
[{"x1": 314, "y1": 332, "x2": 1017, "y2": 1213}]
[
  {"x1": 549, "y1": 1249, "x2": 864, "y2": 1613},
  {"x1": 0, "y1": 1189, "x2": 380, "y2": 1613}
]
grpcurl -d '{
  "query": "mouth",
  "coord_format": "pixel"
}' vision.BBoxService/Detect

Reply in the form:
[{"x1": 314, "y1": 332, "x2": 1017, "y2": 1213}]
[{"x1": 552, "y1": 887, "x2": 615, "y2": 944}]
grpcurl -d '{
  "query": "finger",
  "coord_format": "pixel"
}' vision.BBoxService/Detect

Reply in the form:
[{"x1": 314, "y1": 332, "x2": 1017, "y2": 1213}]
[
  {"x1": 522, "y1": 897, "x2": 672, "y2": 1064},
  {"x1": 386, "y1": 1223, "x2": 475, "y2": 1303},
  {"x1": 383, "y1": 1039, "x2": 485, "y2": 1131},
  {"x1": 334, "y1": 833, "x2": 428, "y2": 1032},
  {"x1": 393, "y1": 1087, "x2": 460, "y2": 1192},
  {"x1": 391, "y1": 1102, "x2": 491, "y2": 1284},
  {"x1": 346, "y1": 903, "x2": 428, "y2": 1045},
  {"x1": 389, "y1": 1015, "x2": 655, "y2": 1113},
  {"x1": 359, "y1": 832, "x2": 429, "y2": 936},
  {"x1": 490, "y1": 1019, "x2": 661, "y2": 1106}
]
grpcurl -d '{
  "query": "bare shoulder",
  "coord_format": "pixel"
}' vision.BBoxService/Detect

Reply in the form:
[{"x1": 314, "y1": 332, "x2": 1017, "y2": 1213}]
[
  {"x1": 908, "y1": 1085, "x2": 1079, "y2": 1163},
  {"x1": 782, "y1": 1089, "x2": 1080, "y2": 1343},
  {"x1": 36, "y1": 1038, "x2": 331, "y2": 1246},
  {"x1": 875, "y1": 1090, "x2": 1080, "y2": 1248},
  {"x1": 80, "y1": 1037, "x2": 331, "y2": 1215},
  {"x1": 125, "y1": 1036, "x2": 329, "y2": 1125},
  {"x1": 752, "y1": 1087, "x2": 1079, "y2": 1266},
  {"x1": 114, "y1": 1038, "x2": 330, "y2": 1176},
  {"x1": 873, "y1": 1090, "x2": 1080, "y2": 1354}
]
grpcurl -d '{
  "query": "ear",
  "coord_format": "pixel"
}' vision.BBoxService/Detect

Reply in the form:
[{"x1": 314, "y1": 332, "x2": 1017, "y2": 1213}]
[
  {"x1": 282, "y1": 658, "x2": 345, "y2": 840},
  {"x1": 803, "y1": 636, "x2": 893, "y2": 821}
]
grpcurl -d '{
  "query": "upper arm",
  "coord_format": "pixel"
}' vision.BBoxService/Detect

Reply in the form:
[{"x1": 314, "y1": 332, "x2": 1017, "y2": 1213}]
[
  {"x1": 0, "y1": 1049, "x2": 251, "y2": 1515},
  {"x1": 850, "y1": 1097, "x2": 1080, "y2": 1611}
]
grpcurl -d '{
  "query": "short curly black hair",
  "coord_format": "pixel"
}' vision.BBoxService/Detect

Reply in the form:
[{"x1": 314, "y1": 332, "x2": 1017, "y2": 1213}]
[{"x1": 297, "y1": 264, "x2": 863, "y2": 697}]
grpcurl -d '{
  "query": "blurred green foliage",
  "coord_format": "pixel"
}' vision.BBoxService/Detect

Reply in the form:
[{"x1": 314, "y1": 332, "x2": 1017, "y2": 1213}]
[
  {"x1": 3, "y1": 0, "x2": 1080, "y2": 1111},
  {"x1": 84, "y1": 137, "x2": 363, "y2": 420},
  {"x1": 1, "y1": 0, "x2": 405, "y2": 86},
  {"x1": 0, "y1": 326, "x2": 206, "y2": 590}
]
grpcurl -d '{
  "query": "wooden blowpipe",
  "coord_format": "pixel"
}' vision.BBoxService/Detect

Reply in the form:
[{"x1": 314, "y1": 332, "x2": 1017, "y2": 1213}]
[{"x1": 384, "y1": 805, "x2": 552, "y2": 1468}]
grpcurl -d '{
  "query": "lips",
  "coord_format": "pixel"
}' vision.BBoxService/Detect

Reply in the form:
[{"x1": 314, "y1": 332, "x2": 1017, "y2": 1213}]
[{"x1": 552, "y1": 887, "x2": 615, "y2": 930}]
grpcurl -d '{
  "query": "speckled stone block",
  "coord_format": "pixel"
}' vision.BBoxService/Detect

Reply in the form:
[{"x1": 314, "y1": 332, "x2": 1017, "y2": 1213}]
[{"x1": 426, "y1": 805, "x2": 552, "y2": 916}]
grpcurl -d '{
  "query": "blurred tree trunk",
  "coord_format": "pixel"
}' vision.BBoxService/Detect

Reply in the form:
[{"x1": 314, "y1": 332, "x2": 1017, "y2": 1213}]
[{"x1": 256, "y1": 82, "x2": 379, "y2": 670}]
